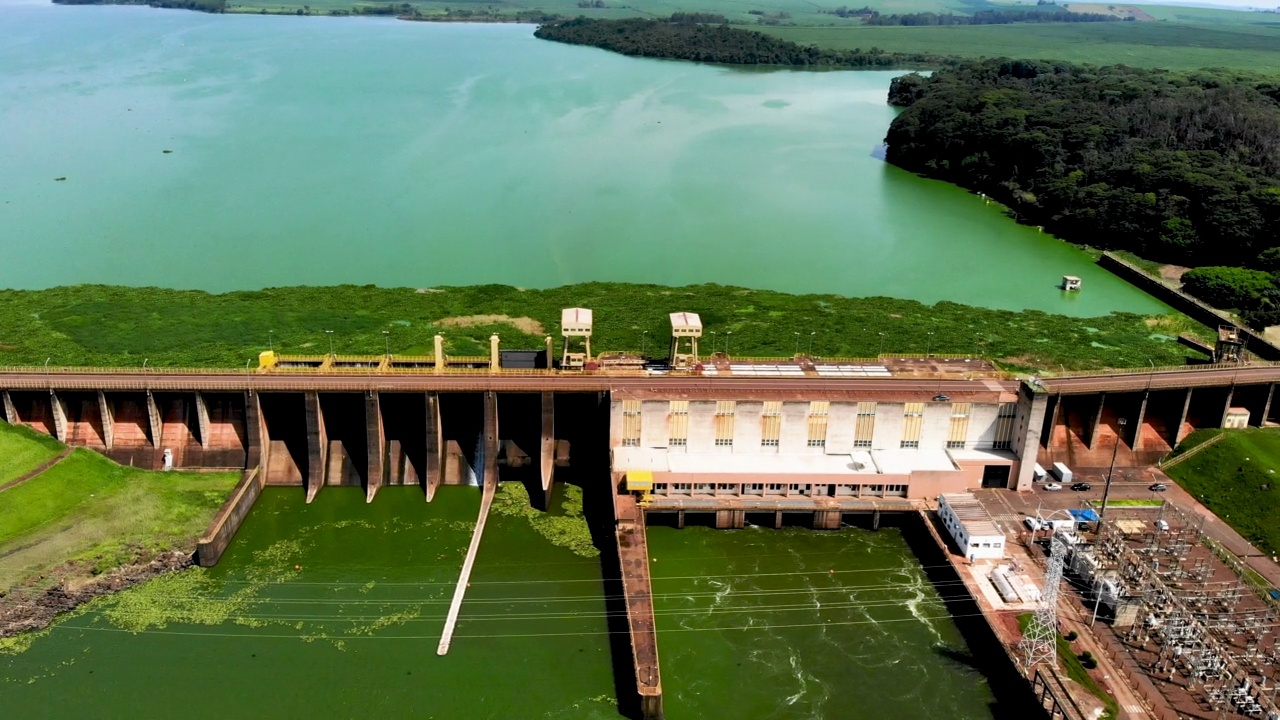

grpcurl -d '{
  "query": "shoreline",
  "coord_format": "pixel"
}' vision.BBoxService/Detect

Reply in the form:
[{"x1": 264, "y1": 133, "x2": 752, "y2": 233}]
[{"x1": 0, "y1": 550, "x2": 192, "y2": 644}]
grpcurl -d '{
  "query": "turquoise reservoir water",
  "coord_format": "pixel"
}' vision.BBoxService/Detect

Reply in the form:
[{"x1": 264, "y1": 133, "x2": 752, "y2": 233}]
[{"x1": 0, "y1": 3, "x2": 1164, "y2": 315}]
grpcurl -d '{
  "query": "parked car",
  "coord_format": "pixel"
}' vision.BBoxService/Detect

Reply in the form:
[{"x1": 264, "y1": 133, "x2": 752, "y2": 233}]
[
  {"x1": 1071, "y1": 482, "x2": 1092, "y2": 491},
  {"x1": 933, "y1": 393, "x2": 950, "y2": 402},
  {"x1": 1149, "y1": 483, "x2": 1168, "y2": 492},
  {"x1": 1043, "y1": 483, "x2": 1063, "y2": 491}
]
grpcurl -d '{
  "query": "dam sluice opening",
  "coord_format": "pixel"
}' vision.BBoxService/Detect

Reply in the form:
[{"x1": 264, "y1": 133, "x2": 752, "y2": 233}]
[{"x1": 2, "y1": 389, "x2": 1035, "y2": 719}]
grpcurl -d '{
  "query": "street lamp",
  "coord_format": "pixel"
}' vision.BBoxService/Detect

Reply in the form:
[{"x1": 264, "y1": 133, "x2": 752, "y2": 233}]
[
  {"x1": 1098, "y1": 417, "x2": 1127, "y2": 528},
  {"x1": 878, "y1": 332, "x2": 885, "y2": 357},
  {"x1": 325, "y1": 330, "x2": 335, "y2": 358},
  {"x1": 709, "y1": 330, "x2": 717, "y2": 355},
  {"x1": 925, "y1": 331, "x2": 935, "y2": 358},
  {"x1": 725, "y1": 331, "x2": 732, "y2": 357},
  {"x1": 793, "y1": 332, "x2": 801, "y2": 356},
  {"x1": 807, "y1": 331, "x2": 816, "y2": 357},
  {"x1": 383, "y1": 330, "x2": 392, "y2": 360},
  {"x1": 269, "y1": 330, "x2": 274, "y2": 353}
]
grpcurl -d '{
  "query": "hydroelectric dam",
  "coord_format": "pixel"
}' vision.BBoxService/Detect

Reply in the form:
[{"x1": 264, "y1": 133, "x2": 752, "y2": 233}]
[{"x1": 3, "y1": 313, "x2": 1279, "y2": 719}]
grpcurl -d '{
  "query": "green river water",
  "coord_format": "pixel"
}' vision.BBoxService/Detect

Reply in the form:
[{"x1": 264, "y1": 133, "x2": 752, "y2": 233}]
[
  {"x1": 1, "y1": 487, "x2": 1014, "y2": 719},
  {"x1": 0, "y1": 2, "x2": 1164, "y2": 315}
]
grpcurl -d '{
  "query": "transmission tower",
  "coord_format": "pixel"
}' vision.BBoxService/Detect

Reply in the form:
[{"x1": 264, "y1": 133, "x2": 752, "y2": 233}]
[{"x1": 1021, "y1": 534, "x2": 1067, "y2": 674}]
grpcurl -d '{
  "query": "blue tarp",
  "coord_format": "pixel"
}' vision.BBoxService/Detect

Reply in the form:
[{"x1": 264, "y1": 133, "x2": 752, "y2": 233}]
[{"x1": 1069, "y1": 508, "x2": 1100, "y2": 522}]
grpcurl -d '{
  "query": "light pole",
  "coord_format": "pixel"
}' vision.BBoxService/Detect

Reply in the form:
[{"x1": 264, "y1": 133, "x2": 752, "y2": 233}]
[
  {"x1": 878, "y1": 332, "x2": 885, "y2": 357},
  {"x1": 1098, "y1": 417, "x2": 1128, "y2": 529},
  {"x1": 383, "y1": 330, "x2": 391, "y2": 359},
  {"x1": 326, "y1": 330, "x2": 335, "y2": 358},
  {"x1": 709, "y1": 331, "x2": 717, "y2": 355},
  {"x1": 793, "y1": 332, "x2": 801, "y2": 356},
  {"x1": 926, "y1": 331, "x2": 935, "y2": 358},
  {"x1": 725, "y1": 331, "x2": 732, "y2": 357},
  {"x1": 269, "y1": 330, "x2": 274, "y2": 353},
  {"x1": 807, "y1": 331, "x2": 816, "y2": 357}
]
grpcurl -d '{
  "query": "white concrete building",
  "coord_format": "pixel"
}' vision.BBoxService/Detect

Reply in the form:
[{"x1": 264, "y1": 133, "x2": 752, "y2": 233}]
[
  {"x1": 610, "y1": 386, "x2": 1042, "y2": 501},
  {"x1": 937, "y1": 493, "x2": 1005, "y2": 560}
]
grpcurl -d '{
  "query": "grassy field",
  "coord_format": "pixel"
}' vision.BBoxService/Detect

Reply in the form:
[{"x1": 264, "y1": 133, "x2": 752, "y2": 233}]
[
  {"x1": 0, "y1": 283, "x2": 1205, "y2": 372},
  {"x1": 0, "y1": 424, "x2": 64, "y2": 486},
  {"x1": 0, "y1": 425, "x2": 238, "y2": 591},
  {"x1": 763, "y1": 18, "x2": 1280, "y2": 72},
  {"x1": 1165, "y1": 428, "x2": 1280, "y2": 558}
]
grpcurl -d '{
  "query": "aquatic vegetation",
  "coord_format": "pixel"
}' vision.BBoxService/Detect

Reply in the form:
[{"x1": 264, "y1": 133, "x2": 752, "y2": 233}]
[{"x1": 492, "y1": 483, "x2": 599, "y2": 557}]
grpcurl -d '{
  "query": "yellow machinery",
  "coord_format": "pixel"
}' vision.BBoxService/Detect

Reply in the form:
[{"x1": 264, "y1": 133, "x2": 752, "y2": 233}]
[{"x1": 626, "y1": 470, "x2": 654, "y2": 506}]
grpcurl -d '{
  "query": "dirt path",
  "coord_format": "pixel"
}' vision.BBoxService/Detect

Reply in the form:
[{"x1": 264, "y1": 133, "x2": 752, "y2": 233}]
[{"x1": 0, "y1": 447, "x2": 72, "y2": 493}]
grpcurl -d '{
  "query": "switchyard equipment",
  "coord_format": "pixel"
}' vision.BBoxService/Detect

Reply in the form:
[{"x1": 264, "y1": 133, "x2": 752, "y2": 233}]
[
  {"x1": 560, "y1": 308, "x2": 593, "y2": 370},
  {"x1": 668, "y1": 312, "x2": 701, "y2": 369}
]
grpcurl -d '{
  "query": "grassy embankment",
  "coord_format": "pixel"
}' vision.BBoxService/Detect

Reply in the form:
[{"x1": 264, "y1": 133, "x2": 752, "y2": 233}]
[
  {"x1": 0, "y1": 284, "x2": 1204, "y2": 373},
  {"x1": 1165, "y1": 428, "x2": 1280, "y2": 558},
  {"x1": 0, "y1": 423, "x2": 238, "y2": 592},
  {"x1": 1017, "y1": 613, "x2": 1119, "y2": 719}
]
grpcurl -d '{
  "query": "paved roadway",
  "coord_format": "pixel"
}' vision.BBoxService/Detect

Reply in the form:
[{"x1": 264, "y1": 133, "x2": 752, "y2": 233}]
[
  {"x1": 0, "y1": 369, "x2": 1017, "y2": 399},
  {"x1": 1042, "y1": 364, "x2": 1280, "y2": 394}
]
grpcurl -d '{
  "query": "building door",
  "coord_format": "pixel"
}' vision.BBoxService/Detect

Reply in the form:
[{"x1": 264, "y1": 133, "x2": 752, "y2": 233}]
[{"x1": 981, "y1": 465, "x2": 1010, "y2": 489}]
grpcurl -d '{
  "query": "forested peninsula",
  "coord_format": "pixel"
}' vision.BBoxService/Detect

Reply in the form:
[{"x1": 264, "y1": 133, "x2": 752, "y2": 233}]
[
  {"x1": 534, "y1": 18, "x2": 955, "y2": 68},
  {"x1": 885, "y1": 61, "x2": 1280, "y2": 322}
]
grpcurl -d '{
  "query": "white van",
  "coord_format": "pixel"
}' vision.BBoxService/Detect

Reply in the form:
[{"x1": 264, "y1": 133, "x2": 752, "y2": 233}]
[{"x1": 1052, "y1": 462, "x2": 1073, "y2": 484}]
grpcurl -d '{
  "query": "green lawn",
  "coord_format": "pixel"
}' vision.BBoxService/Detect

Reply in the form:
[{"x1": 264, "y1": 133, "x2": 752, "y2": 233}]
[
  {"x1": 0, "y1": 426, "x2": 238, "y2": 590},
  {"x1": 0, "y1": 283, "x2": 1204, "y2": 372},
  {"x1": 1165, "y1": 428, "x2": 1280, "y2": 558},
  {"x1": 0, "y1": 423, "x2": 63, "y2": 485},
  {"x1": 762, "y1": 20, "x2": 1280, "y2": 72}
]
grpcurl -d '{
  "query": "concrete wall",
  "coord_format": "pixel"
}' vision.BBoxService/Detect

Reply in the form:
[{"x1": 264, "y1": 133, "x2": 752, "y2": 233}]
[
  {"x1": 195, "y1": 467, "x2": 265, "y2": 567},
  {"x1": 1099, "y1": 252, "x2": 1280, "y2": 360},
  {"x1": 733, "y1": 401, "x2": 764, "y2": 453}
]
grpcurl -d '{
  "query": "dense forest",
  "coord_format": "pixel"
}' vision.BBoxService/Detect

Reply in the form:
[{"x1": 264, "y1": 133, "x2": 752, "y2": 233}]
[
  {"x1": 52, "y1": 0, "x2": 225, "y2": 11},
  {"x1": 886, "y1": 60, "x2": 1280, "y2": 324},
  {"x1": 534, "y1": 18, "x2": 955, "y2": 68},
  {"x1": 864, "y1": 8, "x2": 1118, "y2": 25}
]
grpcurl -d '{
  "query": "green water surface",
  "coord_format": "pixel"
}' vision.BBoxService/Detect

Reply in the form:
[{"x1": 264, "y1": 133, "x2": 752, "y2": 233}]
[
  {"x1": 2, "y1": 488, "x2": 1010, "y2": 719},
  {"x1": 0, "y1": 3, "x2": 1164, "y2": 316}
]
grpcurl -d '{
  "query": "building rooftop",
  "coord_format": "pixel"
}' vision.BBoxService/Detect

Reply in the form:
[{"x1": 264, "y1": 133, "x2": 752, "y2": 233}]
[
  {"x1": 940, "y1": 492, "x2": 1003, "y2": 538},
  {"x1": 561, "y1": 308, "x2": 593, "y2": 335},
  {"x1": 669, "y1": 312, "x2": 702, "y2": 333}
]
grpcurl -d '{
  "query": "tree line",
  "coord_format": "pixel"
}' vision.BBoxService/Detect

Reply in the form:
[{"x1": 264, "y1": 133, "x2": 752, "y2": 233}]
[
  {"x1": 53, "y1": 0, "x2": 226, "y2": 11},
  {"x1": 864, "y1": 8, "x2": 1119, "y2": 25},
  {"x1": 534, "y1": 18, "x2": 956, "y2": 68},
  {"x1": 885, "y1": 60, "x2": 1280, "y2": 326}
]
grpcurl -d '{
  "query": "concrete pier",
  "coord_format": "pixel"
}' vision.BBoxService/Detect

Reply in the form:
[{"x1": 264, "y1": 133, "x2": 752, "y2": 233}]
[
  {"x1": 614, "y1": 490, "x2": 664, "y2": 720},
  {"x1": 365, "y1": 391, "x2": 384, "y2": 503},
  {"x1": 304, "y1": 391, "x2": 327, "y2": 503},
  {"x1": 195, "y1": 467, "x2": 265, "y2": 566}
]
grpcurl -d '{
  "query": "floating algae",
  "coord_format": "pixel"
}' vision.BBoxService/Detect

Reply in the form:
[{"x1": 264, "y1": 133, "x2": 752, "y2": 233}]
[{"x1": 491, "y1": 483, "x2": 598, "y2": 558}]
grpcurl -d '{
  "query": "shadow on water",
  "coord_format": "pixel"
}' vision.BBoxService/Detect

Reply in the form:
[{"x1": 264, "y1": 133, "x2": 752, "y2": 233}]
[
  {"x1": 558, "y1": 392, "x2": 640, "y2": 720},
  {"x1": 900, "y1": 512, "x2": 1045, "y2": 720}
]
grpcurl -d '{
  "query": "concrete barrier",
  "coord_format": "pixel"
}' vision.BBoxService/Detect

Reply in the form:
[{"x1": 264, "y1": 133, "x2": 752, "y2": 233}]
[
  {"x1": 1098, "y1": 252, "x2": 1280, "y2": 361},
  {"x1": 195, "y1": 466, "x2": 264, "y2": 567}
]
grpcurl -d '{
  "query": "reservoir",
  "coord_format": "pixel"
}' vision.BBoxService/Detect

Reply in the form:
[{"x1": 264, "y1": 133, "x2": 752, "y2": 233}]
[{"x1": 0, "y1": 3, "x2": 1165, "y2": 315}]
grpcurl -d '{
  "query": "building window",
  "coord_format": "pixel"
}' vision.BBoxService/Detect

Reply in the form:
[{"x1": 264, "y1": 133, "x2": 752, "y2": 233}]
[
  {"x1": 714, "y1": 400, "x2": 735, "y2": 447},
  {"x1": 668, "y1": 400, "x2": 688, "y2": 447},
  {"x1": 993, "y1": 402, "x2": 1017, "y2": 450},
  {"x1": 947, "y1": 403, "x2": 971, "y2": 450},
  {"x1": 854, "y1": 402, "x2": 876, "y2": 448},
  {"x1": 807, "y1": 401, "x2": 829, "y2": 448},
  {"x1": 653, "y1": 483, "x2": 668, "y2": 494},
  {"x1": 901, "y1": 402, "x2": 924, "y2": 449},
  {"x1": 761, "y1": 401, "x2": 782, "y2": 447},
  {"x1": 622, "y1": 400, "x2": 641, "y2": 447}
]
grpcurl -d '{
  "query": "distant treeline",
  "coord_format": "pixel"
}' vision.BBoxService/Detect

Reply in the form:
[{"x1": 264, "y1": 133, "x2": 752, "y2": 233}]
[
  {"x1": 885, "y1": 60, "x2": 1280, "y2": 324},
  {"x1": 534, "y1": 18, "x2": 956, "y2": 68},
  {"x1": 53, "y1": 0, "x2": 226, "y2": 11},
  {"x1": 863, "y1": 8, "x2": 1120, "y2": 25}
]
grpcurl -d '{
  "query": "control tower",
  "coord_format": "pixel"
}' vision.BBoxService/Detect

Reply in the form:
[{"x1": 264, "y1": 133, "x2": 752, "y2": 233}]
[
  {"x1": 561, "y1": 308, "x2": 593, "y2": 369},
  {"x1": 669, "y1": 312, "x2": 702, "y2": 369}
]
